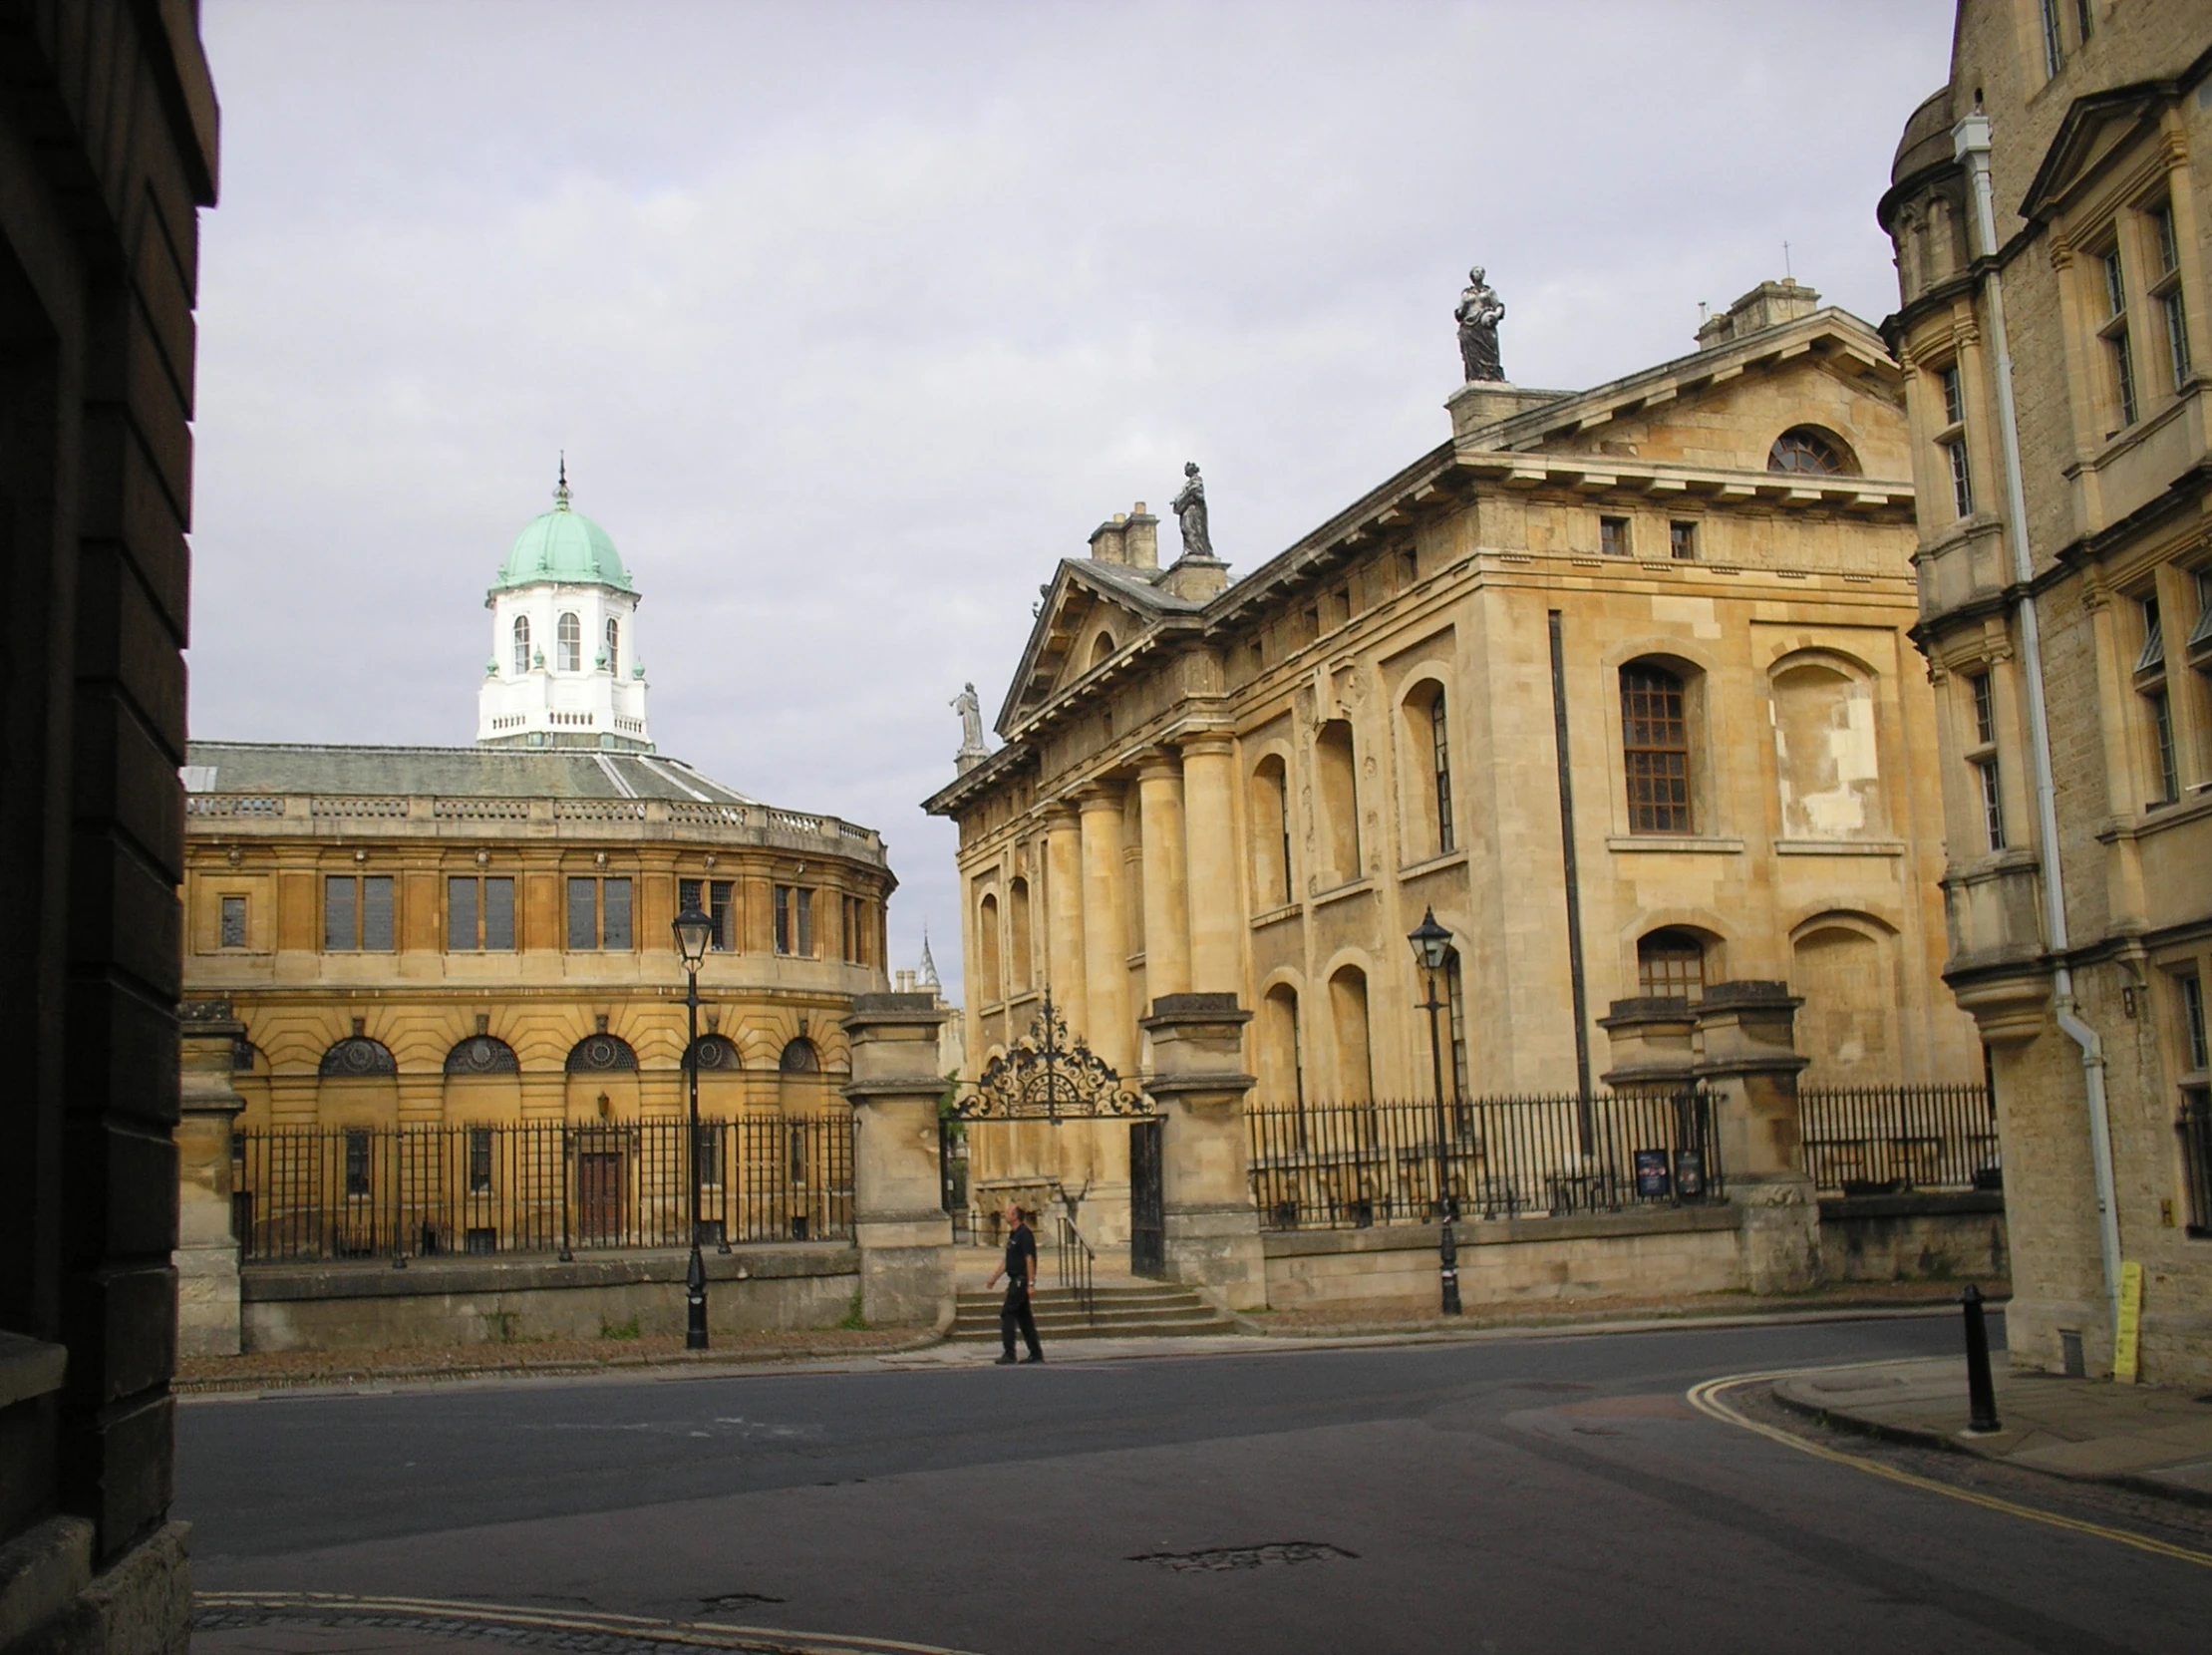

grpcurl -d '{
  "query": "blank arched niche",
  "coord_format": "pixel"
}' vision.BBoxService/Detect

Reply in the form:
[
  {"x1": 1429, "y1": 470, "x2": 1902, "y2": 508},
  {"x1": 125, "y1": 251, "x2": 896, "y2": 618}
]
[
  {"x1": 1250, "y1": 755, "x2": 1294, "y2": 906},
  {"x1": 1771, "y1": 656, "x2": 1885, "y2": 839},
  {"x1": 1008, "y1": 877, "x2": 1033, "y2": 993},
  {"x1": 1260, "y1": 982, "x2": 1303, "y2": 1104},
  {"x1": 976, "y1": 890, "x2": 1002, "y2": 1005},
  {"x1": 1090, "y1": 631, "x2": 1116, "y2": 670},
  {"x1": 1314, "y1": 720, "x2": 1361, "y2": 885},
  {"x1": 1791, "y1": 918, "x2": 1898, "y2": 1089},
  {"x1": 1329, "y1": 965, "x2": 1373, "y2": 1103}
]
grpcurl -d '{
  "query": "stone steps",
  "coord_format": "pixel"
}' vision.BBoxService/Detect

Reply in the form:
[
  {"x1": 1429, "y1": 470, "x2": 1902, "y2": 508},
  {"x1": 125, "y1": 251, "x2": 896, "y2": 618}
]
[{"x1": 949, "y1": 1282, "x2": 1238, "y2": 1341}]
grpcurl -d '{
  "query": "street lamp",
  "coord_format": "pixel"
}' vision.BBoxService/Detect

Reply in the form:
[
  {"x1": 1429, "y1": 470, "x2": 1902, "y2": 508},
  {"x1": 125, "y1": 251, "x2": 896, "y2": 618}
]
[
  {"x1": 1407, "y1": 905, "x2": 1461, "y2": 1316},
  {"x1": 673, "y1": 900, "x2": 714, "y2": 1350}
]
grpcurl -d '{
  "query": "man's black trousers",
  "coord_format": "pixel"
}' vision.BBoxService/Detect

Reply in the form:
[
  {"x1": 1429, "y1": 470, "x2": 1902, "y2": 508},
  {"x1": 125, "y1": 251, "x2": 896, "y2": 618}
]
[{"x1": 1001, "y1": 1282, "x2": 1042, "y2": 1359}]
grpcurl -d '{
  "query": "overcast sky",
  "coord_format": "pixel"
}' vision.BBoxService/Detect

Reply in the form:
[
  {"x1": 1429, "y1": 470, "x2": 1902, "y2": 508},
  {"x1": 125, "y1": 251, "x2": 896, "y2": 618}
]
[{"x1": 189, "y1": 0, "x2": 1956, "y2": 997}]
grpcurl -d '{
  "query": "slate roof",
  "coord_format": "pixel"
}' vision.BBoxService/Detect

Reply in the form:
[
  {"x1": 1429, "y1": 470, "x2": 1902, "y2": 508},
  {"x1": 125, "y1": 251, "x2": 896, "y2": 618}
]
[{"x1": 183, "y1": 742, "x2": 757, "y2": 805}]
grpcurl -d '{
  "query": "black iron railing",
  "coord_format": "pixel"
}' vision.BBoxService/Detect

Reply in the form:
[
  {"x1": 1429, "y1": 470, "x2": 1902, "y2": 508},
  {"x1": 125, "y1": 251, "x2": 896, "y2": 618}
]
[
  {"x1": 1798, "y1": 1085, "x2": 1998, "y2": 1195},
  {"x1": 1056, "y1": 1213, "x2": 1097, "y2": 1325},
  {"x1": 1247, "y1": 1091, "x2": 1719, "y2": 1231},
  {"x1": 233, "y1": 1117, "x2": 854, "y2": 1262}
]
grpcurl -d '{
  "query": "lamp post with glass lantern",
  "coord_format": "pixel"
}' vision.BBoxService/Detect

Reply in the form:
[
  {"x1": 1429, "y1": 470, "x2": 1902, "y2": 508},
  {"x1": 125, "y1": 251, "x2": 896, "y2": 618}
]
[
  {"x1": 1408, "y1": 906, "x2": 1462, "y2": 1316},
  {"x1": 673, "y1": 901, "x2": 714, "y2": 1350}
]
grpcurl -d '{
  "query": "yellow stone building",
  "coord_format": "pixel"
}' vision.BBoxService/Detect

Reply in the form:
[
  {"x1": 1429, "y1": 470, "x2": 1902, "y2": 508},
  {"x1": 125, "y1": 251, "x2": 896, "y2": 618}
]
[
  {"x1": 926, "y1": 276, "x2": 1982, "y2": 1236},
  {"x1": 182, "y1": 486, "x2": 894, "y2": 1136},
  {"x1": 1878, "y1": 0, "x2": 2212, "y2": 1384}
]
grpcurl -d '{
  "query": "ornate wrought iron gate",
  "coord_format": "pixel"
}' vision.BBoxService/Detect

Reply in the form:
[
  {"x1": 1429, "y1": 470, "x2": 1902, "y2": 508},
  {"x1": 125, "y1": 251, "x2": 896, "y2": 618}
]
[{"x1": 1128, "y1": 1117, "x2": 1164, "y2": 1278}]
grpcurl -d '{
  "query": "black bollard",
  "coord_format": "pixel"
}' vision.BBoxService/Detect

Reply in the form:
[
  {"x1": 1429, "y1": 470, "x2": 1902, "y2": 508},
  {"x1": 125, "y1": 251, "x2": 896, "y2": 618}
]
[
  {"x1": 1438, "y1": 1213, "x2": 1461, "y2": 1317},
  {"x1": 1962, "y1": 1282, "x2": 2001, "y2": 1433}
]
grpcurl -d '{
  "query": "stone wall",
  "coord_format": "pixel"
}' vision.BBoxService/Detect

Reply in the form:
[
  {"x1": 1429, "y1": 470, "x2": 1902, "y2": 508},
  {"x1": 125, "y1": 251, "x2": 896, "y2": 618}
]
[
  {"x1": 1819, "y1": 1192, "x2": 2009, "y2": 1284},
  {"x1": 238, "y1": 1247, "x2": 865, "y2": 1353}
]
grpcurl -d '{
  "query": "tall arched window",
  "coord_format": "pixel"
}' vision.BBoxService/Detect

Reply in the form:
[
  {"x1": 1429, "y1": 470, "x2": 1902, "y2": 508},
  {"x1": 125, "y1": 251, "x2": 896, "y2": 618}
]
[
  {"x1": 1401, "y1": 681, "x2": 1454, "y2": 859},
  {"x1": 511, "y1": 615, "x2": 531, "y2": 676},
  {"x1": 1251, "y1": 756, "x2": 1294, "y2": 907},
  {"x1": 604, "y1": 617, "x2": 620, "y2": 676},
  {"x1": 1621, "y1": 662, "x2": 1694, "y2": 834},
  {"x1": 1767, "y1": 426, "x2": 1855, "y2": 475},
  {"x1": 557, "y1": 612, "x2": 582, "y2": 672},
  {"x1": 1637, "y1": 929, "x2": 1709, "y2": 1001},
  {"x1": 1315, "y1": 720, "x2": 1361, "y2": 885}
]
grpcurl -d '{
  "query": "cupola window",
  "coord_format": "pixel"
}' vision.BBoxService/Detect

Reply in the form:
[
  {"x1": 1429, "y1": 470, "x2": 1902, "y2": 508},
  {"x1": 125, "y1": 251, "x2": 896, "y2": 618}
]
[
  {"x1": 605, "y1": 617, "x2": 620, "y2": 676},
  {"x1": 512, "y1": 615, "x2": 531, "y2": 676},
  {"x1": 557, "y1": 612, "x2": 582, "y2": 672}
]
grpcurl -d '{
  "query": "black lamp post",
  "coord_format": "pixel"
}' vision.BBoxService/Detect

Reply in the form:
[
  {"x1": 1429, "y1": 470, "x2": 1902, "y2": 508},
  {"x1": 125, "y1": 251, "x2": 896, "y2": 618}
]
[
  {"x1": 1408, "y1": 906, "x2": 1461, "y2": 1316},
  {"x1": 673, "y1": 900, "x2": 714, "y2": 1350}
]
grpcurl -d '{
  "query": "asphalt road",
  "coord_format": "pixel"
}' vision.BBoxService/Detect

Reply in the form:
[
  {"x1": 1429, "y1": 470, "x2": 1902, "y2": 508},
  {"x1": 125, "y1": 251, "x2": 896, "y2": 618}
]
[{"x1": 177, "y1": 1315, "x2": 2204, "y2": 1654}]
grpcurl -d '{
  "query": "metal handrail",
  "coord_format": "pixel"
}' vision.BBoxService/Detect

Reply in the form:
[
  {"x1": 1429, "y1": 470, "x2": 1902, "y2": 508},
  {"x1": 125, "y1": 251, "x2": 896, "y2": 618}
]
[{"x1": 1055, "y1": 1213, "x2": 1097, "y2": 1325}]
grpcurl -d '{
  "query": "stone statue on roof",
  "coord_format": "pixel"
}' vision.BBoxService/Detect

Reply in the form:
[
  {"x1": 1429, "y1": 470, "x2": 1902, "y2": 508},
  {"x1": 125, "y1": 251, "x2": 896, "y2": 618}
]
[
  {"x1": 1171, "y1": 462, "x2": 1214, "y2": 561},
  {"x1": 1455, "y1": 265, "x2": 1506, "y2": 383},
  {"x1": 953, "y1": 682, "x2": 988, "y2": 771}
]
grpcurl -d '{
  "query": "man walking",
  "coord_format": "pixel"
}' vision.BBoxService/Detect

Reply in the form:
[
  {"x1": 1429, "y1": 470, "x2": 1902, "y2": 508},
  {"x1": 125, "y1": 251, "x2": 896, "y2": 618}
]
[{"x1": 986, "y1": 1200, "x2": 1044, "y2": 1365}]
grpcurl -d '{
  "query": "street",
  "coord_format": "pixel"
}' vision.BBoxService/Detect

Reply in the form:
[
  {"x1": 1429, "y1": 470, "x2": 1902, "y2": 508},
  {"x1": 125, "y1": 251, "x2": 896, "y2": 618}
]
[{"x1": 175, "y1": 1314, "x2": 2206, "y2": 1654}]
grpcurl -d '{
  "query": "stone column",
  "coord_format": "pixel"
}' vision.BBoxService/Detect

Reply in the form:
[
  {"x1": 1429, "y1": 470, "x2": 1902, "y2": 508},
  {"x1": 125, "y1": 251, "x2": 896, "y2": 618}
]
[
  {"x1": 1696, "y1": 981, "x2": 1820, "y2": 1294},
  {"x1": 1178, "y1": 734, "x2": 1242, "y2": 996},
  {"x1": 1598, "y1": 997, "x2": 1700, "y2": 1095},
  {"x1": 1140, "y1": 994, "x2": 1265, "y2": 1310},
  {"x1": 1044, "y1": 803, "x2": 1087, "y2": 1021},
  {"x1": 843, "y1": 993, "x2": 956, "y2": 1329},
  {"x1": 177, "y1": 1002, "x2": 247, "y2": 1357},
  {"x1": 1136, "y1": 754, "x2": 1190, "y2": 1000},
  {"x1": 1078, "y1": 784, "x2": 1131, "y2": 1071}
]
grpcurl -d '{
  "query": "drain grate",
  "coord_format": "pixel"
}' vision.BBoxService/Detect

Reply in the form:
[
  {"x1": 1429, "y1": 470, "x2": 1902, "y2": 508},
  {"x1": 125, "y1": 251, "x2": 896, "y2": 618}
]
[{"x1": 1127, "y1": 1541, "x2": 1357, "y2": 1573}]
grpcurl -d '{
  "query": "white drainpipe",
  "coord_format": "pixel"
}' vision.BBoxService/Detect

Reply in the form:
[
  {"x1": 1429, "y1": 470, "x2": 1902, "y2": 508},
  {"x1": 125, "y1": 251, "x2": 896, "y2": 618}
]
[{"x1": 1955, "y1": 113, "x2": 2122, "y2": 1324}]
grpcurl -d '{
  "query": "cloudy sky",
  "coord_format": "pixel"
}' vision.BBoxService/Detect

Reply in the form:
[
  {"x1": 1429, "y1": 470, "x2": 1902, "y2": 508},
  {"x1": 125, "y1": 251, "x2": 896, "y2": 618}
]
[{"x1": 189, "y1": 0, "x2": 1955, "y2": 995}]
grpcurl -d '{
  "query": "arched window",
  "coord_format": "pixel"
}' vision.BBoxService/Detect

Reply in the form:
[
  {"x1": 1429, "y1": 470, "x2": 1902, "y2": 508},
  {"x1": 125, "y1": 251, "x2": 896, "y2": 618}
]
[
  {"x1": 1329, "y1": 964, "x2": 1373, "y2": 1104},
  {"x1": 1444, "y1": 948, "x2": 1468, "y2": 1104},
  {"x1": 1250, "y1": 755, "x2": 1294, "y2": 907},
  {"x1": 557, "y1": 612, "x2": 582, "y2": 672},
  {"x1": 1621, "y1": 662, "x2": 1695, "y2": 834},
  {"x1": 1767, "y1": 427, "x2": 1855, "y2": 476},
  {"x1": 1090, "y1": 632, "x2": 1116, "y2": 670},
  {"x1": 445, "y1": 1034, "x2": 518, "y2": 1075},
  {"x1": 1637, "y1": 929, "x2": 1709, "y2": 1002},
  {"x1": 511, "y1": 615, "x2": 531, "y2": 676},
  {"x1": 779, "y1": 1037, "x2": 820, "y2": 1074},
  {"x1": 1315, "y1": 720, "x2": 1361, "y2": 885},
  {"x1": 565, "y1": 1033, "x2": 638, "y2": 1072},
  {"x1": 689, "y1": 1034, "x2": 742, "y2": 1071},
  {"x1": 1008, "y1": 878, "x2": 1033, "y2": 993},
  {"x1": 1401, "y1": 681, "x2": 1454, "y2": 859},
  {"x1": 604, "y1": 617, "x2": 620, "y2": 676},
  {"x1": 977, "y1": 891, "x2": 1002, "y2": 1004},
  {"x1": 320, "y1": 1035, "x2": 397, "y2": 1078}
]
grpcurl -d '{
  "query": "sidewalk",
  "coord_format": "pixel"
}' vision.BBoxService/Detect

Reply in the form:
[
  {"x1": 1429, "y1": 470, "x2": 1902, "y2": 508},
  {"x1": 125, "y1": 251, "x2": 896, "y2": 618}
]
[{"x1": 1773, "y1": 1355, "x2": 2212, "y2": 1503}]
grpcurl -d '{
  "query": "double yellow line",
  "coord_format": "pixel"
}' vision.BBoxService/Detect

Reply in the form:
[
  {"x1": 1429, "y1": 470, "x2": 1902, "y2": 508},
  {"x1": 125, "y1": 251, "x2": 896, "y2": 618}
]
[{"x1": 1685, "y1": 1370, "x2": 2212, "y2": 1568}]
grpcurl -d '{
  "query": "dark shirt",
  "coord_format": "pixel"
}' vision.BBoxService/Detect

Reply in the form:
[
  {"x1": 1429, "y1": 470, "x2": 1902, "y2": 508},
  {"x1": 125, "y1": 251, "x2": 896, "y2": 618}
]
[{"x1": 1003, "y1": 1222, "x2": 1037, "y2": 1294}]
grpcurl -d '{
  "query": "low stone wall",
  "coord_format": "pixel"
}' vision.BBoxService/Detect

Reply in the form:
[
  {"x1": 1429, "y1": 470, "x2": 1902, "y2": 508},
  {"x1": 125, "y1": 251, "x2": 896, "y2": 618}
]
[
  {"x1": 240, "y1": 1244, "x2": 861, "y2": 1352},
  {"x1": 1818, "y1": 1191, "x2": 2009, "y2": 1284},
  {"x1": 1263, "y1": 1206, "x2": 1743, "y2": 1308}
]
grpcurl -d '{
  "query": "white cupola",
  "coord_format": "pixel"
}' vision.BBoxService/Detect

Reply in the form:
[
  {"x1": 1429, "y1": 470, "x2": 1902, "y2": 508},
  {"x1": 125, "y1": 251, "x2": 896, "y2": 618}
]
[{"x1": 475, "y1": 465, "x2": 653, "y2": 751}]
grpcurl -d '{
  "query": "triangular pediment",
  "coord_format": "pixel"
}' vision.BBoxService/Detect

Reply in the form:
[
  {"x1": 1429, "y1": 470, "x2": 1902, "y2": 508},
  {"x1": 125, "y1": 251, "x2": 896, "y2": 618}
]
[
  {"x1": 995, "y1": 559, "x2": 1196, "y2": 737},
  {"x1": 2021, "y1": 83, "x2": 2173, "y2": 221}
]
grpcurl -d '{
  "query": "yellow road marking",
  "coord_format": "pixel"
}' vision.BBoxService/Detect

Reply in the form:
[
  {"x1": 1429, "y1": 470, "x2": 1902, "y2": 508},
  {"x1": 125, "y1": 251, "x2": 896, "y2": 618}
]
[
  {"x1": 193, "y1": 1591, "x2": 986, "y2": 1655},
  {"x1": 1685, "y1": 1369, "x2": 2212, "y2": 1569}
]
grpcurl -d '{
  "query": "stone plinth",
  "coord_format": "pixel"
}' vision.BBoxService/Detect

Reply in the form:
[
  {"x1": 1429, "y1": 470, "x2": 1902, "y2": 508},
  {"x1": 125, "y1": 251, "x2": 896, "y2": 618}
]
[
  {"x1": 1598, "y1": 996, "x2": 1700, "y2": 1094},
  {"x1": 176, "y1": 1001, "x2": 247, "y2": 1357},
  {"x1": 1445, "y1": 380, "x2": 1571, "y2": 442},
  {"x1": 1139, "y1": 994, "x2": 1264, "y2": 1310},
  {"x1": 842, "y1": 993, "x2": 955, "y2": 1329},
  {"x1": 1696, "y1": 981, "x2": 1820, "y2": 1295}
]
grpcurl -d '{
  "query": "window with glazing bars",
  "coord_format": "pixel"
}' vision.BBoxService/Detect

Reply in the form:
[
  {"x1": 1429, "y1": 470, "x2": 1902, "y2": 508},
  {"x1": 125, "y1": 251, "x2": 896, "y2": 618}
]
[
  {"x1": 566, "y1": 876, "x2": 632, "y2": 950},
  {"x1": 1637, "y1": 930, "x2": 1706, "y2": 1001},
  {"x1": 2102, "y1": 248, "x2": 2138, "y2": 428},
  {"x1": 1429, "y1": 693, "x2": 1454, "y2": 854},
  {"x1": 678, "y1": 878, "x2": 735, "y2": 950},
  {"x1": 449, "y1": 876, "x2": 515, "y2": 950},
  {"x1": 468, "y1": 1128, "x2": 493, "y2": 1193},
  {"x1": 774, "y1": 885, "x2": 813, "y2": 956},
  {"x1": 344, "y1": 1130, "x2": 372, "y2": 1198},
  {"x1": 219, "y1": 895, "x2": 247, "y2": 949},
  {"x1": 2148, "y1": 689, "x2": 2178, "y2": 806},
  {"x1": 1444, "y1": 951, "x2": 1468, "y2": 1103},
  {"x1": 1669, "y1": 520, "x2": 1698, "y2": 561},
  {"x1": 2152, "y1": 204, "x2": 2191, "y2": 392},
  {"x1": 324, "y1": 875, "x2": 395, "y2": 951},
  {"x1": 1599, "y1": 516, "x2": 1629, "y2": 557},
  {"x1": 1621, "y1": 665, "x2": 1693, "y2": 833}
]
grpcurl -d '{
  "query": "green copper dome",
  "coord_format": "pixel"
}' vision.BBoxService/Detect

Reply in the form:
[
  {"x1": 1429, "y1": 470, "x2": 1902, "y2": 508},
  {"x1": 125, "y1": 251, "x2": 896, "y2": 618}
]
[{"x1": 493, "y1": 474, "x2": 634, "y2": 593}]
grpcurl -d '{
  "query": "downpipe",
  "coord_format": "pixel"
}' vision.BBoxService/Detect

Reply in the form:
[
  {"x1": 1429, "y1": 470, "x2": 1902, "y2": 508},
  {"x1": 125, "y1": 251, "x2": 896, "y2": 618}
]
[{"x1": 1958, "y1": 112, "x2": 2123, "y2": 1338}]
